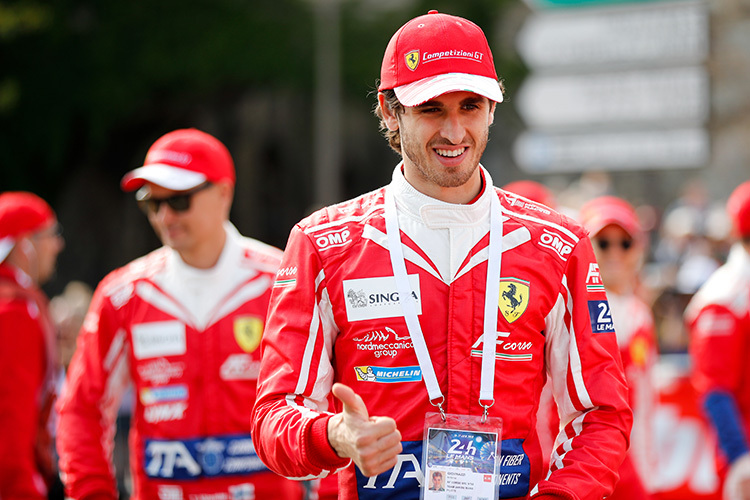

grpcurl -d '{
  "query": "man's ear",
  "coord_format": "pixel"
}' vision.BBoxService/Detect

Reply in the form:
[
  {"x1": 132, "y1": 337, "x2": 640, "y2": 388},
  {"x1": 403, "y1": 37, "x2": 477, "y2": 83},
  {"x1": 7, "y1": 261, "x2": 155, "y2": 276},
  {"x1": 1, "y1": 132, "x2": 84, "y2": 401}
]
[
  {"x1": 378, "y1": 93, "x2": 400, "y2": 131},
  {"x1": 488, "y1": 101, "x2": 496, "y2": 126}
]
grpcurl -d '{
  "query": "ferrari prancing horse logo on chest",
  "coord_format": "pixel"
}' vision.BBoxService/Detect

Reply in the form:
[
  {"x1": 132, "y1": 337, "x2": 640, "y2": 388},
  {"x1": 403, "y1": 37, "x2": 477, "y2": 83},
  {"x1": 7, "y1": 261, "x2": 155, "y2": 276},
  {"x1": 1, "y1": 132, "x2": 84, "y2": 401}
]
[
  {"x1": 499, "y1": 278, "x2": 530, "y2": 323},
  {"x1": 234, "y1": 316, "x2": 263, "y2": 353}
]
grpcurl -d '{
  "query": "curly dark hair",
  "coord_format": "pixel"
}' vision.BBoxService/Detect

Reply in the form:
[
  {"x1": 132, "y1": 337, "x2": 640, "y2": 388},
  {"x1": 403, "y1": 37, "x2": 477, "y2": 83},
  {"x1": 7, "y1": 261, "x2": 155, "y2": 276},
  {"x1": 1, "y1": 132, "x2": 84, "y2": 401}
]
[{"x1": 373, "y1": 88, "x2": 405, "y2": 154}]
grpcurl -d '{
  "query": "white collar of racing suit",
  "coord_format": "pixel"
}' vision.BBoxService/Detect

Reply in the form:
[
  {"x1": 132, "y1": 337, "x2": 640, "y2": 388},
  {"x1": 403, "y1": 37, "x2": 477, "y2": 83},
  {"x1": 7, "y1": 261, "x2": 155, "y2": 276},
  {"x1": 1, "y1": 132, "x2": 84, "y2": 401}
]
[{"x1": 390, "y1": 163, "x2": 494, "y2": 229}]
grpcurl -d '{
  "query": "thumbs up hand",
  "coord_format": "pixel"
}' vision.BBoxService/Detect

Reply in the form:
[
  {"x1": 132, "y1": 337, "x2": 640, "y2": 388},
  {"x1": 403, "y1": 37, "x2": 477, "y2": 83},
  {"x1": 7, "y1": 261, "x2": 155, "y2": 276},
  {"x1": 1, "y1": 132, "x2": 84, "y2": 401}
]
[{"x1": 327, "y1": 383, "x2": 403, "y2": 477}]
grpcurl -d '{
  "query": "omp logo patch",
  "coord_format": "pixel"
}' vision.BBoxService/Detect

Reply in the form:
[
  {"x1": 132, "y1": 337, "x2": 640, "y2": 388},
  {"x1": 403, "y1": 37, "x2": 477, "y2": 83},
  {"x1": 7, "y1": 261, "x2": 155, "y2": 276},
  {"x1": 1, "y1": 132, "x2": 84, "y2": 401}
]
[
  {"x1": 132, "y1": 321, "x2": 186, "y2": 360},
  {"x1": 343, "y1": 275, "x2": 422, "y2": 322},
  {"x1": 499, "y1": 278, "x2": 529, "y2": 324},
  {"x1": 588, "y1": 300, "x2": 616, "y2": 333},
  {"x1": 405, "y1": 50, "x2": 420, "y2": 70},
  {"x1": 354, "y1": 366, "x2": 422, "y2": 383},
  {"x1": 234, "y1": 316, "x2": 263, "y2": 353},
  {"x1": 314, "y1": 228, "x2": 351, "y2": 250},
  {"x1": 143, "y1": 402, "x2": 188, "y2": 423},
  {"x1": 538, "y1": 229, "x2": 574, "y2": 261}
]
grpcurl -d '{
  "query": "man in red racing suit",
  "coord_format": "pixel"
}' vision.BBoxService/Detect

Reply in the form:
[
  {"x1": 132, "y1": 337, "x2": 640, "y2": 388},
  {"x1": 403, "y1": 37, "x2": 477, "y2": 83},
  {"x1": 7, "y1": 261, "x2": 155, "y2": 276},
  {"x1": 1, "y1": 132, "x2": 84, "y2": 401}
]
[
  {"x1": 253, "y1": 164, "x2": 632, "y2": 500},
  {"x1": 57, "y1": 129, "x2": 303, "y2": 500},
  {"x1": 252, "y1": 10, "x2": 632, "y2": 500}
]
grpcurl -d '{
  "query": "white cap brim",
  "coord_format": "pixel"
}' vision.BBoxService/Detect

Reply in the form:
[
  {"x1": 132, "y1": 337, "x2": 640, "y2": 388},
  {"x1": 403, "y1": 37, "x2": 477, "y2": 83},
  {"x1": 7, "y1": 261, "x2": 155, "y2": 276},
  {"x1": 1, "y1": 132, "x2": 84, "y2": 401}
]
[
  {"x1": 0, "y1": 237, "x2": 15, "y2": 263},
  {"x1": 394, "y1": 73, "x2": 504, "y2": 107},
  {"x1": 122, "y1": 164, "x2": 207, "y2": 192}
]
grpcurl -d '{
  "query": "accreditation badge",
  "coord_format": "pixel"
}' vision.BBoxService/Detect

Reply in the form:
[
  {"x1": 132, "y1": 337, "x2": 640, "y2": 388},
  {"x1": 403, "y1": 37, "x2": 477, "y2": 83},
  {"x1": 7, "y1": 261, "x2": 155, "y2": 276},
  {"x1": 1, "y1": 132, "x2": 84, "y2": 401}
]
[{"x1": 421, "y1": 412, "x2": 503, "y2": 500}]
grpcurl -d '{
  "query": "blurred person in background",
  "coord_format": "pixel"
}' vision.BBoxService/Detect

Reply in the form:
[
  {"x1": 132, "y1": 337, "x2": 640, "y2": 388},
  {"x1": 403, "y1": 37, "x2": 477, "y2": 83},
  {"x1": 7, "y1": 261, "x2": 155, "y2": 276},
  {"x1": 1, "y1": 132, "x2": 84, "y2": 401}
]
[
  {"x1": 50, "y1": 281, "x2": 93, "y2": 372},
  {"x1": 579, "y1": 196, "x2": 658, "y2": 499},
  {"x1": 686, "y1": 181, "x2": 750, "y2": 500},
  {"x1": 0, "y1": 191, "x2": 65, "y2": 500},
  {"x1": 56, "y1": 129, "x2": 304, "y2": 500}
]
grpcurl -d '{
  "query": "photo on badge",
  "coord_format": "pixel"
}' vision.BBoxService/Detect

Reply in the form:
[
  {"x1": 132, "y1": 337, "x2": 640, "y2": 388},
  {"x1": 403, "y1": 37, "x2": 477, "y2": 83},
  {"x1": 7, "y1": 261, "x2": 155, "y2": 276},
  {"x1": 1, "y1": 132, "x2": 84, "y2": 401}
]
[{"x1": 421, "y1": 412, "x2": 503, "y2": 500}]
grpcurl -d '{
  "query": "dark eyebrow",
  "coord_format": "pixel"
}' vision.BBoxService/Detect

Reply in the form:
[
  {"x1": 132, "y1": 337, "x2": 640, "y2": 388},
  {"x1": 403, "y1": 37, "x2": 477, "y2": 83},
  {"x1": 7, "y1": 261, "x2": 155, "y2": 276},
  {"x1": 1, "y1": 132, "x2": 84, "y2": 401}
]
[{"x1": 414, "y1": 100, "x2": 442, "y2": 109}]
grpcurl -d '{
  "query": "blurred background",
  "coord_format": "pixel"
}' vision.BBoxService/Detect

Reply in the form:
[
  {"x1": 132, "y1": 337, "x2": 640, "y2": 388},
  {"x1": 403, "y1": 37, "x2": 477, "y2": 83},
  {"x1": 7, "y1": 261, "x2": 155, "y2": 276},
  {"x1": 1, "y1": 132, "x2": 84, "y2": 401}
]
[{"x1": 1, "y1": 0, "x2": 744, "y2": 496}]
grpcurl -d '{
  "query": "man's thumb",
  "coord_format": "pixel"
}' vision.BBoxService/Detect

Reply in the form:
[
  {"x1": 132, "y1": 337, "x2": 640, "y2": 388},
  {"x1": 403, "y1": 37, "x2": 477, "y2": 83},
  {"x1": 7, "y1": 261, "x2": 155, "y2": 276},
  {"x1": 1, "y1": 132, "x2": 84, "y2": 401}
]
[{"x1": 332, "y1": 383, "x2": 369, "y2": 420}]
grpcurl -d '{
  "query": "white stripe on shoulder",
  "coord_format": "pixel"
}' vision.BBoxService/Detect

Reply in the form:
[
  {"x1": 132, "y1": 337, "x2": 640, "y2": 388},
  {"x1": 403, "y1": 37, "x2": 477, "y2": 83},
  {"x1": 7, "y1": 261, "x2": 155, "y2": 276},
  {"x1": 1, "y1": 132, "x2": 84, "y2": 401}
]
[
  {"x1": 303, "y1": 203, "x2": 384, "y2": 235},
  {"x1": 501, "y1": 205, "x2": 580, "y2": 243},
  {"x1": 562, "y1": 274, "x2": 594, "y2": 409}
]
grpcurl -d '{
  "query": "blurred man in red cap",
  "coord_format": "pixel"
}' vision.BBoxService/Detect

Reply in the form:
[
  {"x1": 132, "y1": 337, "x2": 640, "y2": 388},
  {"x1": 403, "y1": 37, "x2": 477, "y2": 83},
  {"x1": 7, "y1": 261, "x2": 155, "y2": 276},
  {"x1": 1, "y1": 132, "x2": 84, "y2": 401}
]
[
  {"x1": 579, "y1": 196, "x2": 658, "y2": 500},
  {"x1": 252, "y1": 10, "x2": 631, "y2": 500},
  {"x1": 56, "y1": 129, "x2": 304, "y2": 500},
  {"x1": 0, "y1": 191, "x2": 64, "y2": 500},
  {"x1": 686, "y1": 181, "x2": 750, "y2": 500}
]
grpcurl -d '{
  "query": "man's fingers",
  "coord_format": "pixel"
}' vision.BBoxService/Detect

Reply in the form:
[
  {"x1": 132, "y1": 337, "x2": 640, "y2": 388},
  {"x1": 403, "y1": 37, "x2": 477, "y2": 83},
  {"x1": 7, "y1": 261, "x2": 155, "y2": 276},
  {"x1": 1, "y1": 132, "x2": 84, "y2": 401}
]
[{"x1": 332, "y1": 383, "x2": 370, "y2": 420}]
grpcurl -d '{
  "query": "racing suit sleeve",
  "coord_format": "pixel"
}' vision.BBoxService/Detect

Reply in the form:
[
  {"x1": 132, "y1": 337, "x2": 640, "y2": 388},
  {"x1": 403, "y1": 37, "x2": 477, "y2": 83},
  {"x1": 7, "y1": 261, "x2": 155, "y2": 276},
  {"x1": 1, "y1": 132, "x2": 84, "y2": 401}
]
[
  {"x1": 690, "y1": 304, "x2": 750, "y2": 463},
  {"x1": 252, "y1": 224, "x2": 351, "y2": 479},
  {"x1": 532, "y1": 237, "x2": 633, "y2": 500},
  {"x1": 56, "y1": 279, "x2": 130, "y2": 500},
  {"x1": 0, "y1": 303, "x2": 47, "y2": 500}
]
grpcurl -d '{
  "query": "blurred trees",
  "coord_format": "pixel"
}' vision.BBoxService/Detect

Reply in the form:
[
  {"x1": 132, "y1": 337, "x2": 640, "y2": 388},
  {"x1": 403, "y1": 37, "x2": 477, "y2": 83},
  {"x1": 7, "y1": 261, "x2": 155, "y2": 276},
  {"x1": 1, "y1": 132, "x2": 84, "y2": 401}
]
[{"x1": 0, "y1": 0, "x2": 522, "y2": 294}]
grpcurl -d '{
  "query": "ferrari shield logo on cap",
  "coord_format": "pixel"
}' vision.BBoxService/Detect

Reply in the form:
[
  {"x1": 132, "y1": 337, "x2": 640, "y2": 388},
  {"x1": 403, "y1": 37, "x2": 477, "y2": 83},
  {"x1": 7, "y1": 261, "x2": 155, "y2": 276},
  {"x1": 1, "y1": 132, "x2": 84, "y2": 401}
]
[
  {"x1": 499, "y1": 278, "x2": 530, "y2": 324},
  {"x1": 405, "y1": 50, "x2": 420, "y2": 71},
  {"x1": 234, "y1": 317, "x2": 263, "y2": 353}
]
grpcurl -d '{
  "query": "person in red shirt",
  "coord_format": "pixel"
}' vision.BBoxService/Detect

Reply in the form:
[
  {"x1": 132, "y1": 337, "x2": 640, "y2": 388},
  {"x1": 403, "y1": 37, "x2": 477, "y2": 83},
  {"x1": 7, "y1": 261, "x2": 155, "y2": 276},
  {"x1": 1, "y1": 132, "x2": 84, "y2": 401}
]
[
  {"x1": 0, "y1": 191, "x2": 65, "y2": 500},
  {"x1": 687, "y1": 181, "x2": 750, "y2": 500},
  {"x1": 56, "y1": 129, "x2": 304, "y2": 500},
  {"x1": 252, "y1": 10, "x2": 632, "y2": 500},
  {"x1": 580, "y1": 196, "x2": 658, "y2": 499}
]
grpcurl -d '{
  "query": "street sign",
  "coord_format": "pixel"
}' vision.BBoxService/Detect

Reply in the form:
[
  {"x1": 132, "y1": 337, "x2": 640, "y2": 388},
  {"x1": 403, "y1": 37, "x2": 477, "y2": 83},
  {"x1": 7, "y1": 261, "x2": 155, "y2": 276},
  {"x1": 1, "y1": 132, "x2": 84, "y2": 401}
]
[
  {"x1": 513, "y1": 127, "x2": 709, "y2": 173},
  {"x1": 516, "y1": 2, "x2": 708, "y2": 70},
  {"x1": 515, "y1": 66, "x2": 709, "y2": 129}
]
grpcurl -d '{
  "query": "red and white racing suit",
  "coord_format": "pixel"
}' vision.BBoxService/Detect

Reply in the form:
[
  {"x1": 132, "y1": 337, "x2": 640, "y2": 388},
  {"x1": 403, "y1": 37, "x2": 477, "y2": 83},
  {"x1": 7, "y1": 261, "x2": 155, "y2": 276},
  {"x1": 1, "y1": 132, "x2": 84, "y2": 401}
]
[
  {"x1": 57, "y1": 224, "x2": 304, "y2": 500},
  {"x1": 686, "y1": 244, "x2": 750, "y2": 482},
  {"x1": 252, "y1": 166, "x2": 632, "y2": 500},
  {"x1": 0, "y1": 263, "x2": 58, "y2": 499}
]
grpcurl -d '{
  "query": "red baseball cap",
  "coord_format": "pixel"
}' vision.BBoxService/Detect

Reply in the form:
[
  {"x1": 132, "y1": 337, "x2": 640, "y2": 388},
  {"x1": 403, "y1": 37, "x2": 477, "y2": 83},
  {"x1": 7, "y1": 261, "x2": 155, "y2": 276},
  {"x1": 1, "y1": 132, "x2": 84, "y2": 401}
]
[
  {"x1": 121, "y1": 128, "x2": 235, "y2": 192},
  {"x1": 0, "y1": 191, "x2": 56, "y2": 263},
  {"x1": 378, "y1": 10, "x2": 504, "y2": 107},
  {"x1": 503, "y1": 180, "x2": 556, "y2": 209},
  {"x1": 579, "y1": 196, "x2": 642, "y2": 239},
  {"x1": 727, "y1": 180, "x2": 750, "y2": 238}
]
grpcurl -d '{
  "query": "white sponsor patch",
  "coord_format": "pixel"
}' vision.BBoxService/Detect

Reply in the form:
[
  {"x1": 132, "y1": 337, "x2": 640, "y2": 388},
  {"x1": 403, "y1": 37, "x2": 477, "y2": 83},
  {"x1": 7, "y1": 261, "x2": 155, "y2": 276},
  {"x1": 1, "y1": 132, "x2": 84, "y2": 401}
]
[
  {"x1": 143, "y1": 401, "x2": 188, "y2": 423},
  {"x1": 220, "y1": 354, "x2": 261, "y2": 381},
  {"x1": 132, "y1": 321, "x2": 186, "y2": 360},
  {"x1": 137, "y1": 358, "x2": 186, "y2": 385},
  {"x1": 158, "y1": 485, "x2": 184, "y2": 500},
  {"x1": 343, "y1": 275, "x2": 422, "y2": 322}
]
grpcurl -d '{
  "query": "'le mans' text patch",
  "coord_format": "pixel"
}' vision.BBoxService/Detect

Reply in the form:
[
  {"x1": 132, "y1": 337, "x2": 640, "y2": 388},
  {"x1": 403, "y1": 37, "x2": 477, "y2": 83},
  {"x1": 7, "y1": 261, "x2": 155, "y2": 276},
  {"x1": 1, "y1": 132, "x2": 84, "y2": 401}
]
[{"x1": 587, "y1": 300, "x2": 616, "y2": 334}]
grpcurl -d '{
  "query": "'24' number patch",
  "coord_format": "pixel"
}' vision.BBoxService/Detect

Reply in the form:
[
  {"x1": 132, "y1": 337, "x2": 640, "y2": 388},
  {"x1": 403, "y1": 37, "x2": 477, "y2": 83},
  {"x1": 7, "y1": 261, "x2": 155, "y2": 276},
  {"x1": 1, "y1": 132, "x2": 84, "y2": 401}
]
[{"x1": 587, "y1": 300, "x2": 616, "y2": 334}]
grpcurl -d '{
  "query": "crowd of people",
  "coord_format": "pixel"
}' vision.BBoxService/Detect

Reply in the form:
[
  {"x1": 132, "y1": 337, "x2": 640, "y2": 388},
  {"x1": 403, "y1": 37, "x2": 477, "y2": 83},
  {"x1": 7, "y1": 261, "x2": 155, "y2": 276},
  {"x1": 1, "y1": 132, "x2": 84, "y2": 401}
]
[{"x1": 1, "y1": 9, "x2": 749, "y2": 500}]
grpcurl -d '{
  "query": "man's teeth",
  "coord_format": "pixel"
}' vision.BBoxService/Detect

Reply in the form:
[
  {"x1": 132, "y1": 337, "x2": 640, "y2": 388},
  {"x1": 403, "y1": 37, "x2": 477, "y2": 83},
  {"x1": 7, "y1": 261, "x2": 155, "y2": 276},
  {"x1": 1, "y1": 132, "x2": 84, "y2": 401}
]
[{"x1": 436, "y1": 148, "x2": 466, "y2": 158}]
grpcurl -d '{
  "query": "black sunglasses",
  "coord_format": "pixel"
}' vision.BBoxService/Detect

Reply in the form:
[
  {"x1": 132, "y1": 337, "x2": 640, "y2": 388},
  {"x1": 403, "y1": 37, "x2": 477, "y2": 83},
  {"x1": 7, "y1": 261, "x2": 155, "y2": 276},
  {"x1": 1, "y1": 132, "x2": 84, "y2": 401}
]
[
  {"x1": 136, "y1": 182, "x2": 212, "y2": 215},
  {"x1": 596, "y1": 238, "x2": 633, "y2": 251}
]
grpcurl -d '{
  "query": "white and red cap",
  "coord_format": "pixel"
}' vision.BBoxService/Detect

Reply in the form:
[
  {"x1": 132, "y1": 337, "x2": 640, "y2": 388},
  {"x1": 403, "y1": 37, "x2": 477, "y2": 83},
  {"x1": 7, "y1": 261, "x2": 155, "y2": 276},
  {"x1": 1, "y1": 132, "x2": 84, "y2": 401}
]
[
  {"x1": 378, "y1": 10, "x2": 504, "y2": 107},
  {"x1": 0, "y1": 191, "x2": 56, "y2": 263},
  {"x1": 121, "y1": 128, "x2": 235, "y2": 192},
  {"x1": 579, "y1": 196, "x2": 642, "y2": 239},
  {"x1": 727, "y1": 180, "x2": 750, "y2": 238}
]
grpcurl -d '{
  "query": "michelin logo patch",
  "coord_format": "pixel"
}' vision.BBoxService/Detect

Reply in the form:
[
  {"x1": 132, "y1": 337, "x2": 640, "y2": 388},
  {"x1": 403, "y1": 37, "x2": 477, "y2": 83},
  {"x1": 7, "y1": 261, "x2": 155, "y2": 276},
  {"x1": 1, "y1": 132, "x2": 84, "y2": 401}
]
[
  {"x1": 354, "y1": 365, "x2": 422, "y2": 383},
  {"x1": 588, "y1": 300, "x2": 616, "y2": 333}
]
